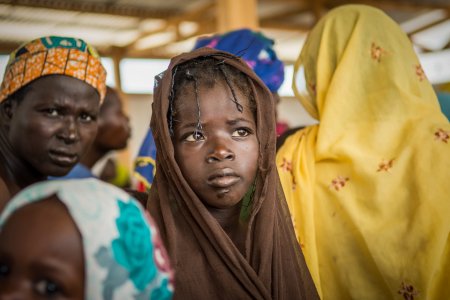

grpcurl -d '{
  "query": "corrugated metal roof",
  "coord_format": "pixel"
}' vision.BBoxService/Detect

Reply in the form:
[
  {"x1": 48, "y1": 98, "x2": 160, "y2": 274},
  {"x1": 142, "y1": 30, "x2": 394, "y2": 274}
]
[{"x1": 0, "y1": 0, "x2": 448, "y2": 61}]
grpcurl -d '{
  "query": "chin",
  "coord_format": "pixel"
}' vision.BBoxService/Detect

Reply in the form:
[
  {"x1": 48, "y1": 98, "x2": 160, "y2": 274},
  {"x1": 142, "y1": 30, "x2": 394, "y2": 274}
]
[
  {"x1": 210, "y1": 193, "x2": 243, "y2": 208},
  {"x1": 44, "y1": 164, "x2": 76, "y2": 177}
]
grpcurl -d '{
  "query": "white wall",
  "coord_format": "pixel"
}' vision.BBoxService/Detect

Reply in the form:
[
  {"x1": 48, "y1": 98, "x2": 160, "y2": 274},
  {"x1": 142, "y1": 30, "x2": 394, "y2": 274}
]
[{"x1": 277, "y1": 96, "x2": 317, "y2": 128}]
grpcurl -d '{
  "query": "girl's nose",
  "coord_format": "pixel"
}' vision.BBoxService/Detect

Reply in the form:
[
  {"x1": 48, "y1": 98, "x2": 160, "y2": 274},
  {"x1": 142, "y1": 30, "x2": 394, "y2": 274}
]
[{"x1": 206, "y1": 139, "x2": 235, "y2": 163}]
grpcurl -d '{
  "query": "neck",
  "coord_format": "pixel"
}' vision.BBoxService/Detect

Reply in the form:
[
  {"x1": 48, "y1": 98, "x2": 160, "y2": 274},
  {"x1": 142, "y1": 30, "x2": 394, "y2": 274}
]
[
  {"x1": 0, "y1": 127, "x2": 44, "y2": 200},
  {"x1": 207, "y1": 203, "x2": 241, "y2": 229},
  {"x1": 80, "y1": 145, "x2": 107, "y2": 169},
  {"x1": 206, "y1": 202, "x2": 247, "y2": 253}
]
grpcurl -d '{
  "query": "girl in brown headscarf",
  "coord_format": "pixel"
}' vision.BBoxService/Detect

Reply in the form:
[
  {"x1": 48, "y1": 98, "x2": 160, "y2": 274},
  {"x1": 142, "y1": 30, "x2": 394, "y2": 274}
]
[{"x1": 147, "y1": 48, "x2": 318, "y2": 299}]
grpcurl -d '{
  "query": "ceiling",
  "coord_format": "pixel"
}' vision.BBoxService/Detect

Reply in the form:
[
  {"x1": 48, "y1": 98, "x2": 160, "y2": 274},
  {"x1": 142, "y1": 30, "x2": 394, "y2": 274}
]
[{"x1": 0, "y1": 0, "x2": 449, "y2": 62}]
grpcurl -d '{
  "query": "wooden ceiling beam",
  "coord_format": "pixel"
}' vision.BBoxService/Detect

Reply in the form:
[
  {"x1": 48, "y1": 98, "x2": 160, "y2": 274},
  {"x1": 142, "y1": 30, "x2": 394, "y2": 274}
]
[
  {"x1": 310, "y1": 0, "x2": 326, "y2": 21},
  {"x1": 259, "y1": 6, "x2": 310, "y2": 23},
  {"x1": 170, "y1": 2, "x2": 215, "y2": 23},
  {"x1": 125, "y1": 20, "x2": 215, "y2": 58},
  {"x1": 0, "y1": 0, "x2": 177, "y2": 18},
  {"x1": 0, "y1": 41, "x2": 22, "y2": 55},
  {"x1": 324, "y1": 0, "x2": 450, "y2": 13},
  {"x1": 407, "y1": 16, "x2": 449, "y2": 36},
  {"x1": 260, "y1": 21, "x2": 312, "y2": 32},
  {"x1": 125, "y1": 2, "x2": 215, "y2": 52}
]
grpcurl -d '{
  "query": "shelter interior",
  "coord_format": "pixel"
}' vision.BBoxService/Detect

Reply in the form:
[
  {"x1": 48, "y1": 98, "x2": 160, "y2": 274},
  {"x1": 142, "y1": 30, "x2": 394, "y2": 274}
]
[{"x1": 1, "y1": 0, "x2": 449, "y2": 168}]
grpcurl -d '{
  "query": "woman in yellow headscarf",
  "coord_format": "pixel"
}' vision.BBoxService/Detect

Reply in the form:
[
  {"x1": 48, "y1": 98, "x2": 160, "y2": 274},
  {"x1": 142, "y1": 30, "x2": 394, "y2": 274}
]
[{"x1": 277, "y1": 4, "x2": 450, "y2": 300}]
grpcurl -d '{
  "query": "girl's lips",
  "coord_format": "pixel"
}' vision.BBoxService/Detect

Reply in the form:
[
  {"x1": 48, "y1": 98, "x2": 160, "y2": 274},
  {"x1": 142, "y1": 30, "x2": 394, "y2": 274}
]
[
  {"x1": 208, "y1": 175, "x2": 240, "y2": 188},
  {"x1": 207, "y1": 168, "x2": 240, "y2": 188}
]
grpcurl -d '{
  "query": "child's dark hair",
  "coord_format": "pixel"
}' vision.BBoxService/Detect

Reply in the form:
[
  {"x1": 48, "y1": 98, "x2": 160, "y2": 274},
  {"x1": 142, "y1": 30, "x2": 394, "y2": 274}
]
[{"x1": 167, "y1": 56, "x2": 257, "y2": 136}]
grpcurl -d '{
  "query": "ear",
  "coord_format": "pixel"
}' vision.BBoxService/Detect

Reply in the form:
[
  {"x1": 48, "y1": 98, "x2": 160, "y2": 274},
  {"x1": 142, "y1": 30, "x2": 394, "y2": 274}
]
[{"x1": 0, "y1": 99, "x2": 18, "y2": 125}]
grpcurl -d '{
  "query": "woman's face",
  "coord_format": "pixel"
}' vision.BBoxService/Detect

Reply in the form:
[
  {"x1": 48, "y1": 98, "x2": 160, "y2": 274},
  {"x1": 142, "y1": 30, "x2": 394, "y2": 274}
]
[
  {"x1": 172, "y1": 81, "x2": 259, "y2": 210},
  {"x1": 7, "y1": 75, "x2": 100, "y2": 177},
  {"x1": 0, "y1": 196, "x2": 85, "y2": 299}
]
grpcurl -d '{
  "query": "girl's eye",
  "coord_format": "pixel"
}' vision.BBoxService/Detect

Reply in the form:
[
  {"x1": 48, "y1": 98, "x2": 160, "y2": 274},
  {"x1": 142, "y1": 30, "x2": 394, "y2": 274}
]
[
  {"x1": 232, "y1": 128, "x2": 251, "y2": 137},
  {"x1": 35, "y1": 279, "x2": 61, "y2": 296},
  {"x1": 185, "y1": 131, "x2": 205, "y2": 142},
  {"x1": 0, "y1": 263, "x2": 10, "y2": 277}
]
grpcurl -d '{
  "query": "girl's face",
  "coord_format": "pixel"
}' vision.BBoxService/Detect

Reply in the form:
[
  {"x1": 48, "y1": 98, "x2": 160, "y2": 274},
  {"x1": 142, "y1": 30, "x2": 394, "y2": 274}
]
[
  {"x1": 0, "y1": 196, "x2": 85, "y2": 299},
  {"x1": 172, "y1": 81, "x2": 259, "y2": 210}
]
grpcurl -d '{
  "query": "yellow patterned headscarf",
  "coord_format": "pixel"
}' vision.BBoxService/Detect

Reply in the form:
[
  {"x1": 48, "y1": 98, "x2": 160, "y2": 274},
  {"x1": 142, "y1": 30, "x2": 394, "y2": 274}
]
[
  {"x1": 0, "y1": 36, "x2": 107, "y2": 103},
  {"x1": 277, "y1": 5, "x2": 450, "y2": 300}
]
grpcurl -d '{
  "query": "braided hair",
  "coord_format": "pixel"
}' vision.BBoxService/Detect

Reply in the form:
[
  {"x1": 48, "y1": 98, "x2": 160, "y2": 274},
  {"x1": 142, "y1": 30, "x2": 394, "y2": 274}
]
[{"x1": 167, "y1": 56, "x2": 256, "y2": 136}]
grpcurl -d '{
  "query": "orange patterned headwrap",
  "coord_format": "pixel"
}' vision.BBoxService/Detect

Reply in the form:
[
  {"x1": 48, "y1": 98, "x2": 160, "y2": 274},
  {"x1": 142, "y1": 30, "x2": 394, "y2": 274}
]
[{"x1": 0, "y1": 36, "x2": 107, "y2": 103}]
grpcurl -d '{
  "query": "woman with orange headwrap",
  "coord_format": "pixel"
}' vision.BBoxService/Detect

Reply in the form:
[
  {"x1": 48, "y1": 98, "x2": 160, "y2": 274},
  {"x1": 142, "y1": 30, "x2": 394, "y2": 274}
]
[{"x1": 0, "y1": 36, "x2": 106, "y2": 210}]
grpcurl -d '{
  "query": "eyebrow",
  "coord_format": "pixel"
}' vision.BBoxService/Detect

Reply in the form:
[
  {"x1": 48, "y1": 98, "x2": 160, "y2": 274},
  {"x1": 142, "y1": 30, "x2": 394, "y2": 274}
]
[
  {"x1": 28, "y1": 259, "x2": 81, "y2": 290},
  {"x1": 31, "y1": 258, "x2": 72, "y2": 274},
  {"x1": 226, "y1": 118, "x2": 254, "y2": 126},
  {"x1": 177, "y1": 118, "x2": 254, "y2": 129},
  {"x1": 176, "y1": 122, "x2": 199, "y2": 130}
]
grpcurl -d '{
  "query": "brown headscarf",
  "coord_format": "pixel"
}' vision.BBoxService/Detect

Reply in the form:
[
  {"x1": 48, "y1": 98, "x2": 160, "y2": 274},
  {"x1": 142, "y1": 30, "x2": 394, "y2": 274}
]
[{"x1": 147, "y1": 48, "x2": 318, "y2": 299}]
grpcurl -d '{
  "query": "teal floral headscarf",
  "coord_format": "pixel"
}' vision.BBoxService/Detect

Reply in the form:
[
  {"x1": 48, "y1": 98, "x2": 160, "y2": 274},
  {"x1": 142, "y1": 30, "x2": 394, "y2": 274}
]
[{"x1": 0, "y1": 178, "x2": 174, "y2": 299}]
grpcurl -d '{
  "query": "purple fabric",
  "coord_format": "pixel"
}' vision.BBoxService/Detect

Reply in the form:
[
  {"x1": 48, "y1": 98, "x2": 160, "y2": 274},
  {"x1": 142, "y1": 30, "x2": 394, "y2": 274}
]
[{"x1": 193, "y1": 28, "x2": 284, "y2": 92}]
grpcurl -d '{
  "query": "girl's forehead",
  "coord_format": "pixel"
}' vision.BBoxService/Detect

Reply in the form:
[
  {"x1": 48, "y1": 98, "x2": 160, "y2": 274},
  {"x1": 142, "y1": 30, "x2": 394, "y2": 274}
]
[{"x1": 175, "y1": 83, "x2": 253, "y2": 112}]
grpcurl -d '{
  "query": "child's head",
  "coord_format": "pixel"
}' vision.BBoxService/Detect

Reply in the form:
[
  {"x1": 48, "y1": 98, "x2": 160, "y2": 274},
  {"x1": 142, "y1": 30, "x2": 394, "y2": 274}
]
[
  {"x1": 0, "y1": 194, "x2": 85, "y2": 298},
  {"x1": 167, "y1": 55, "x2": 259, "y2": 210},
  {"x1": 0, "y1": 36, "x2": 107, "y2": 178},
  {"x1": 193, "y1": 28, "x2": 284, "y2": 94},
  {"x1": 0, "y1": 178, "x2": 173, "y2": 299},
  {"x1": 148, "y1": 49, "x2": 314, "y2": 299}
]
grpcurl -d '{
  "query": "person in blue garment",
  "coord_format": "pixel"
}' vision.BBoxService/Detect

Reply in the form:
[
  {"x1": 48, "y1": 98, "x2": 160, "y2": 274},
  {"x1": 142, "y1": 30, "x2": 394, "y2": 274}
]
[
  {"x1": 132, "y1": 28, "x2": 286, "y2": 193},
  {"x1": 133, "y1": 128, "x2": 157, "y2": 192}
]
